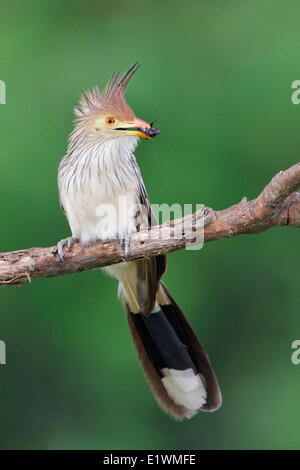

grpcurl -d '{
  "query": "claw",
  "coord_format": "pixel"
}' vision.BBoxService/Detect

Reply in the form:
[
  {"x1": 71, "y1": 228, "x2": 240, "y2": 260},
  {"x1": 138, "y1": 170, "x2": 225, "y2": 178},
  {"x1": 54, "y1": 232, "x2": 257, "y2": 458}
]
[{"x1": 57, "y1": 237, "x2": 77, "y2": 261}]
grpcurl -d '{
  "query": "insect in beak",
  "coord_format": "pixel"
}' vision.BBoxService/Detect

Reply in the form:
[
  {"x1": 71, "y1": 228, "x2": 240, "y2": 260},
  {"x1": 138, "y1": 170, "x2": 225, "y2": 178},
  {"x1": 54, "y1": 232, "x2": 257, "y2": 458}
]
[{"x1": 150, "y1": 117, "x2": 159, "y2": 128}]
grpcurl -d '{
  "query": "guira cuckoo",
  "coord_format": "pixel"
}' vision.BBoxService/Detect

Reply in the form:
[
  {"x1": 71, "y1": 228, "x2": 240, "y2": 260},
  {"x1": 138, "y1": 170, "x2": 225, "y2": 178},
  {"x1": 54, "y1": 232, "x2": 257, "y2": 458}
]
[{"x1": 57, "y1": 64, "x2": 221, "y2": 419}]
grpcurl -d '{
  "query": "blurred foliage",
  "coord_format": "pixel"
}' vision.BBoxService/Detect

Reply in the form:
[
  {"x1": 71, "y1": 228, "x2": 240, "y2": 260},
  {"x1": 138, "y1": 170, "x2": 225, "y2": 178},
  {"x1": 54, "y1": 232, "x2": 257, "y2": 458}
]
[{"x1": 1, "y1": 0, "x2": 300, "y2": 450}]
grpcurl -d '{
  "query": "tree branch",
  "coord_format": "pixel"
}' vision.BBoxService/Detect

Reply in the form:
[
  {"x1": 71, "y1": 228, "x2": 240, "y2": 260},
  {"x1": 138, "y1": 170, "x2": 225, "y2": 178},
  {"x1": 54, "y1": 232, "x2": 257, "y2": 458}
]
[{"x1": 1, "y1": 162, "x2": 300, "y2": 286}]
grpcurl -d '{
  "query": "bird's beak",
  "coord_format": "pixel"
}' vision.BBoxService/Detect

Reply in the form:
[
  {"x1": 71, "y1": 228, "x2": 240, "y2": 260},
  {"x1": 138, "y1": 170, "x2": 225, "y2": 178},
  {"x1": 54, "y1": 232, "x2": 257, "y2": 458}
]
[{"x1": 117, "y1": 118, "x2": 160, "y2": 139}]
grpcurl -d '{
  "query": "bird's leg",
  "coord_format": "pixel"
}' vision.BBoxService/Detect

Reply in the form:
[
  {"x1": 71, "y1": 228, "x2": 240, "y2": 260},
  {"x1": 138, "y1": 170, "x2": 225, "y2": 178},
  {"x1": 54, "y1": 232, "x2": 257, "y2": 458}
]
[{"x1": 57, "y1": 236, "x2": 78, "y2": 261}]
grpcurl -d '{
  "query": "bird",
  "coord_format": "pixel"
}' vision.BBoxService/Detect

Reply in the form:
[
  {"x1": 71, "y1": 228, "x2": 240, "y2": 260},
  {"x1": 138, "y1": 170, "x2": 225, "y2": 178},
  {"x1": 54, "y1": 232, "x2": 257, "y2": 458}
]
[{"x1": 57, "y1": 63, "x2": 221, "y2": 419}]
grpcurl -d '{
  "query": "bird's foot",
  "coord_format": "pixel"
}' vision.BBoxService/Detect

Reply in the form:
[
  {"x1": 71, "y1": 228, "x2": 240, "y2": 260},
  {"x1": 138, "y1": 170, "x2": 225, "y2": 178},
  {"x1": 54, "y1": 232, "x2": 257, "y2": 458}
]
[{"x1": 57, "y1": 237, "x2": 78, "y2": 261}]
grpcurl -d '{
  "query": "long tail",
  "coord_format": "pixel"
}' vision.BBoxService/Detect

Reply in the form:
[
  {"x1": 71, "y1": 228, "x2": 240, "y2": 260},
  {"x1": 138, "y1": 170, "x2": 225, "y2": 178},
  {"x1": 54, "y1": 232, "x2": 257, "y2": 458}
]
[{"x1": 121, "y1": 281, "x2": 222, "y2": 420}]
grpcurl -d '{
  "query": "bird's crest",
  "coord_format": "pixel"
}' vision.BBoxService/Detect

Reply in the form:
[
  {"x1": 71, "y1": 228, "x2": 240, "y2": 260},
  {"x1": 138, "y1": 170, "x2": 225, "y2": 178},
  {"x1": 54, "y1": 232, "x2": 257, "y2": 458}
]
[{"x1": 75, "y1": 63, "x2": 140, "y2": 121}]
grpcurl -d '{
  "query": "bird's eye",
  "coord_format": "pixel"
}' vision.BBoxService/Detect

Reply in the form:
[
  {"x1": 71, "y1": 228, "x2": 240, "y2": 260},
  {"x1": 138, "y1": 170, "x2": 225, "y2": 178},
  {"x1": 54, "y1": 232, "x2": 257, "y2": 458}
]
[{"x1": 106, "y1": 117, "x2": 115, "y2": 125}]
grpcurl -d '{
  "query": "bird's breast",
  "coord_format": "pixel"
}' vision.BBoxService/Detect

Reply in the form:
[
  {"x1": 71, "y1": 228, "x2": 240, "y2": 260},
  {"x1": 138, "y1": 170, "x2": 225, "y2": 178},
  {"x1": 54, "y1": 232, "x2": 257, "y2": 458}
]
[{"x1": 58, "y1": 147, "x2": 144, "y2": 243}]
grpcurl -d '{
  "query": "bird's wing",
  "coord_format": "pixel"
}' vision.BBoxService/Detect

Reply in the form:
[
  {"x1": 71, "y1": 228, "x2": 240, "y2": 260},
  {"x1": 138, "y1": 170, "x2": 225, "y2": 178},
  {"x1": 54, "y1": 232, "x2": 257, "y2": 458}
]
[{"x1": 130, "y1": 155, "x2": 167, "y2": 315}]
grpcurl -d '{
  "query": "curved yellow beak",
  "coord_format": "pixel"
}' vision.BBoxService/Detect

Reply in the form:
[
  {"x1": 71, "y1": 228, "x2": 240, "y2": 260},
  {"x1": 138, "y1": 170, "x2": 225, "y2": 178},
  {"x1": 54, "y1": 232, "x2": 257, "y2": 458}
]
[{"x1": 119, "y1": 118, "x2": 160, "y2": 139}]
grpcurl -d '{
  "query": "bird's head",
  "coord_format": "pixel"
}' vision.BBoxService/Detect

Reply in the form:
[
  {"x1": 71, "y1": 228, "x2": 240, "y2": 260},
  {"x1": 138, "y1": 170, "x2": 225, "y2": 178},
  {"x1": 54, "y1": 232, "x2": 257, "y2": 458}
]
[{"x1": 73, "y1": 63, "x2": 160, "y2": 144}]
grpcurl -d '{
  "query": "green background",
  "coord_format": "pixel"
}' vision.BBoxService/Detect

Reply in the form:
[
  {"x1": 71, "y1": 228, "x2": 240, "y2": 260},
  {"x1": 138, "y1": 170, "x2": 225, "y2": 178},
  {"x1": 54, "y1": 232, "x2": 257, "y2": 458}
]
[{"x1": 1, "y1": 0, "x2": 300, "y2": 450}]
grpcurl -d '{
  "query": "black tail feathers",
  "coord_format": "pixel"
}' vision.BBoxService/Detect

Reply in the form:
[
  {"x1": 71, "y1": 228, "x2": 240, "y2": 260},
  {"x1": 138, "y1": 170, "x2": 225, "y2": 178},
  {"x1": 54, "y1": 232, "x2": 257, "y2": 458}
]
[{"x1": 123, "y1": 282, "x2": 221, "y2": 419}]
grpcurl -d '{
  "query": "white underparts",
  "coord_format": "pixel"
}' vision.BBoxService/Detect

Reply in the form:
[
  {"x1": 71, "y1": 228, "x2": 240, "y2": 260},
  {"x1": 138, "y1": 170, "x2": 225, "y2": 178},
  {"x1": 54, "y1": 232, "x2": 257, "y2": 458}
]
[{"x1": 58, "y1": 135, "x2": 144, "y2": 243}]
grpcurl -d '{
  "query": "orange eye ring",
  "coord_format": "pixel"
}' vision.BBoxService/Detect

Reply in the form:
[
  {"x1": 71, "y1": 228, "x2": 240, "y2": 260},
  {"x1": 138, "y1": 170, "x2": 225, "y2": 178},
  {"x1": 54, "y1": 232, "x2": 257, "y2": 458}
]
[{"x1": 105, "y1": 117, "x2": 115, "y2": 125}]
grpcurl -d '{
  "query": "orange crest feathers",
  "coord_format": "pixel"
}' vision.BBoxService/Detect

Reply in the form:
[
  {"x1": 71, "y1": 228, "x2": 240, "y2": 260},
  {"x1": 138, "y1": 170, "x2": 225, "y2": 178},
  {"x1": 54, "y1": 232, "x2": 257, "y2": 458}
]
[{"x1": 75, "y1": 63, "x2": 140, "y2": 121}]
